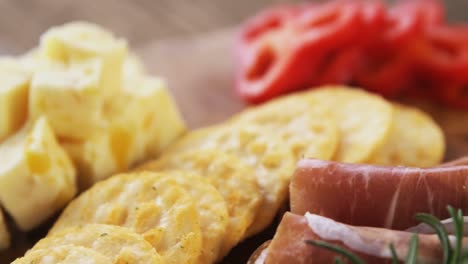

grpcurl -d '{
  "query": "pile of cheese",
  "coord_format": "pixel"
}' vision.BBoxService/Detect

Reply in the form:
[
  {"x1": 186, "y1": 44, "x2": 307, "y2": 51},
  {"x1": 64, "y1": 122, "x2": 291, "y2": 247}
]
[{"x1": 0, "y1": 22, "x2": 186, "y2": 248}]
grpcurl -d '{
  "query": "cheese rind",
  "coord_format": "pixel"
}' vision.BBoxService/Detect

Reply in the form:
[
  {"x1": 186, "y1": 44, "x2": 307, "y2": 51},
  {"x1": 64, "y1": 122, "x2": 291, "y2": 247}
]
[
  {"x1": 40, "y1": 21, "x2": 127, "y2": 99},
  {"x1": 0, "y1": 58, "x2": 30, "y2": 142},
  {"x1": 29, "y1": 59, "x2": 106, "y2": 140},
  {"x1": 0, "y1": 117, "x2": 77, "y2": 231}
]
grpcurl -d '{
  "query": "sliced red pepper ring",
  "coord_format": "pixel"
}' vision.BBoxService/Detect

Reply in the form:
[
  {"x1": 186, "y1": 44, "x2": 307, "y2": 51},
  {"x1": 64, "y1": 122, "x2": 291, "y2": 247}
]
[
  {"x1": 293, "y1": 2, "x2": 363, "y2": 52},
  {"x1": 412, "y1": 25, "x2": 468, "y2": 82},
  {"x1": 313, "y1": 47, "x2": 363, "y2": 86},
  {"x1": 395, "y1": 0, "x2": 445, "y2": 26},
  {"x1": 379, "y1": 7, "x2": 422, "y2": 49},
  {"x1": 354, "y1": 51, "x2": 413, "y2": 98},
  {"x1": 240, "y1": 6, "x2": 298, "y2": 44},
  {"x1": 236, "y1": 2, "x2": 364, "y2": 103},
  {"x1": 359, "y1": 1, "x2": 386, "y2": 45},
  {"x1": 376, "y1": 0, "x2": 443, "y2": 50}
]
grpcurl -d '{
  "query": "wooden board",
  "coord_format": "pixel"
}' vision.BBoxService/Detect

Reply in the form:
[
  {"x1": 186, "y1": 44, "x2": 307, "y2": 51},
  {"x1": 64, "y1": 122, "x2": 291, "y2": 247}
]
[{"x1": 2, "y1": 29, "x2": 468, "y2": 264}]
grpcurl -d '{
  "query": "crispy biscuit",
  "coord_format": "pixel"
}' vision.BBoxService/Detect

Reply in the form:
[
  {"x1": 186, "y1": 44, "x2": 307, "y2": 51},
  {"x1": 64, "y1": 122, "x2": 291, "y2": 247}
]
[
  {"x1": 162, "y1": 124, "x2": 294, "y2": 237},
  {"x1": 35, "y1": 224, "x2": 162, "y2": 264},
  {"x1": 368, "y1": 104, "x2": 445, "y2": 167},
  {"x1": 151, "y1": 170, "x2": 228, "y2": 263},
  {"x1": 230, "y1": 94, "x2": 338, "y2": 160},
  {"x1": 51, "y1": 172, "x2": 202, "y2": 264},
  {"x1": 139, "y1": 149, "x2": 262, "y2": 258},
  {"x1": 305, "y1": 86, "x2": 393, "y2": 163},
  {"x1": 12, "y1": 245, "x2": 111, "y2": 264}
]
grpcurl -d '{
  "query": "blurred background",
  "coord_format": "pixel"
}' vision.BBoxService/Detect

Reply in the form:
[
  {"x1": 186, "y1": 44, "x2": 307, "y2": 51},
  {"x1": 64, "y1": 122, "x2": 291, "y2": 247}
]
[{"x1": 0, "y1": 0, "x2": 467, "y2": 54}]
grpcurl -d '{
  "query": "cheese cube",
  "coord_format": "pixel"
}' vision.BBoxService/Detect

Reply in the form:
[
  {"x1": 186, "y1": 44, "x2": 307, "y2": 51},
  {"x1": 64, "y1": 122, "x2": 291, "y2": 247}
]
[
  {"x1": 61, "y1": 124, "x2": 137, "y2": 190},
  {"x1": 129, "y1": 77, "x2": 186, "y2": 158},
  {"x1": 0, "y1": 57, "x2": 30, "y2": 142},
  {"x1": 19, "y1": 48, "x2": 65, "y2": 74},
  {"x1": 40, "y1": 22, "x2": 127, "y2": 98},
  {"x1": 0, "y1": 210, "x2": 10, "y2": 250},
  {"x1": 0, "y1": 117, "x2": 77, "y2": 231},
  {"x1": 29, "y1": 59, "x2": 106, "y2": 140},
  {"x1": 62, "y1": 77, "x2": 186, "y2": 189}
]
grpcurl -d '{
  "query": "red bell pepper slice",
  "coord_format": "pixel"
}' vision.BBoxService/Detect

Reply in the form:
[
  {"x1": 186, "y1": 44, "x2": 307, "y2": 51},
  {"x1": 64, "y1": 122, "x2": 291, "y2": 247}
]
[
  {"x1": 412, "y1": 25, "x2": 468, "y2": 82},
  {"x1": 368, "y1": 0, "x2": 443, "y2": 52},
  {"x1": 354, "y1": 50, "x2": 413, "y2": 98},
  {"x1": 313, "y1": 47, "x2": 363, "y2": 86},
  {"x1": 235, "y1": 1, "x2": 363, "y2": 103}
]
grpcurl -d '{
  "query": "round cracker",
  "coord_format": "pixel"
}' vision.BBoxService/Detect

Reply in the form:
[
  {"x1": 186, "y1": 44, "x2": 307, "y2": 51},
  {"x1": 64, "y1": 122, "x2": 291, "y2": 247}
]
[
  {"x1": 13, "y1": 245, "x2": 111, "y2": 264},
  {"x1": 156, "y1": 170, "x2": 228, "y2": 264},
  {"x1": 368, "y1": 104, "x2": 445, "y2": 167},
  {"x1": 139, "y1": 149, "x2": 262, "y2": 258},
  {"x1": 51, "y1": 172, "x2": 202, "y2": 264},
  {"x1": 230, "y1": 94, "x2": 339, "y2": 160},
  {"x1": 305, "y1": 86, "x2": 394, "y2": 163},
  {"x1": 164, "y1": 124, "x2": 294, "y2": 237},
  {"x1": 34, "y1": 224, "x2": 162, "y2": 264}
]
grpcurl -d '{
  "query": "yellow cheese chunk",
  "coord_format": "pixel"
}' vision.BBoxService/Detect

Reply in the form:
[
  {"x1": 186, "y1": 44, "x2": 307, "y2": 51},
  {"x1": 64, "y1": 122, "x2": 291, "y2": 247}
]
[
  {"x1": 40, "y1": 21, "x2": 127, "y2": 99},
  {"x1": 61, "y1": 124, "x2": 137, "y2": 190},
  {"x1": 0, "y1": 117, "x2": 77, "y2": 231},
  {"x1": 0, "y1": 58, "x2": 30, "y2": 142},
  {"x1": 19, "y1": 48, "x2": 65, "y2": 74},
  {"x1": 61, "y1": 77, "x2": 186, "y2": 189},
  {"x1": 29, "y1": 59, "x2": 107, "y2": 140},
  {"x1": 0, "y1": 210, "x2": 10, "y2": 250},
  {"x1": 125, "y1": 77, "x2": 186, "y2": 159}
]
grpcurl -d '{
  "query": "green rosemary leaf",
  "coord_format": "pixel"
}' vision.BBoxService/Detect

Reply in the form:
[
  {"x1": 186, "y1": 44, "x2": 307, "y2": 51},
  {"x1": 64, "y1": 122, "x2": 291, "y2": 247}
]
[
  {"x1": 415, "y1": 212, "x2": 451, "y2": 263},
  {"x1": 448, "y1": 206, "x2": 464, "y2": 264},
  {"x1": 305, "y1": 240, "x2": 366, "y2": 264},
  {"x1": 389, "y1": 244, "x2": 399, "y2": 264},
  {"x1": 405, "y1": 233, "x2": 419, "y2": 264}
]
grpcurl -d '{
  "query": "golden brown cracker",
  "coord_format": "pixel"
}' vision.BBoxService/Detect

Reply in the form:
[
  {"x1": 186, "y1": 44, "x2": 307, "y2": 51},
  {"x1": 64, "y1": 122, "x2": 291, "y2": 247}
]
[
  {"x1": 35, "y1": 224, "x2": 162, "y2": 264},
  {"x1": 12, "y1": 245, "x2": 111, "y2": 264},
  {"x1": 305, "y1": 86, "x2": 393, "y2": 163},
  {"x1": 230, "y1": 94, "x2": 338, "y2": 160},
  {"x1": 139, "y1": 149, "x2": 262, "y2": 258},
  {"x1": 368, "y1": 104, "x2": 445, "y2": 167},
  {"x1": 51, "y1": 172, "x2": 202, "y2": 264}
]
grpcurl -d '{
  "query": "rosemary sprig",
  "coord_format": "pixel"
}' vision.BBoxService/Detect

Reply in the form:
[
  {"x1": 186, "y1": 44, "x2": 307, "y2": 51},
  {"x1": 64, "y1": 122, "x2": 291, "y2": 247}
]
[
  {"x1": 405, "y1": 234, "x2": 419, "y2": 264},
  {"x1": 389, "y1": 244, "x2": 399, "y2": 264},
  {"x1": 305, "y1": 240, "x2": 366, "y2": 264},
  {"x1": 305, "y1": 206, "x2": 466, "y2": 264},
  {"x1": 448, "y1": 206, "x2": 464, "y2": 264},
  {"x1": 414, "y1": 212, "x2": 451, "y2": 263}
]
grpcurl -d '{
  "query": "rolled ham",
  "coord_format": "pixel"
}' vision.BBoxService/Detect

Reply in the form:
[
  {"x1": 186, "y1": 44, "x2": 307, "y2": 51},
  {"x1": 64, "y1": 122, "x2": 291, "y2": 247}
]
[
  {"x1": 291, "y1": 159, "x2": 468, "y2": 229},
  {"x1": 259, "y1": 212, "x2": 468, "y2": 264}
]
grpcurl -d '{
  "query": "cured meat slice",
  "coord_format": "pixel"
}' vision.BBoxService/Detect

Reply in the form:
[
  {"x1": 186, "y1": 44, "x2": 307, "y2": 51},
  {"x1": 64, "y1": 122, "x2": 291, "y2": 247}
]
[
  {"x1": 260, "y1": 212, "x2": 468, "y2": 264},
  {"x1": 291, "y1": 159, "x2": 468, "y2": 229}
]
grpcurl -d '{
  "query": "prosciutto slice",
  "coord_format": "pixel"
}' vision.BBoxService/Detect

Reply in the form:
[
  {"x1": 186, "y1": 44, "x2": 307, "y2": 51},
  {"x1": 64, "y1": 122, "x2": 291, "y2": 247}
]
[
  {"x1": 290, "y1": 159, "x2": 468, "y2": 229},
  {"x1": 261, "y1": 212, "x2": 468, "y2": 264}
]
